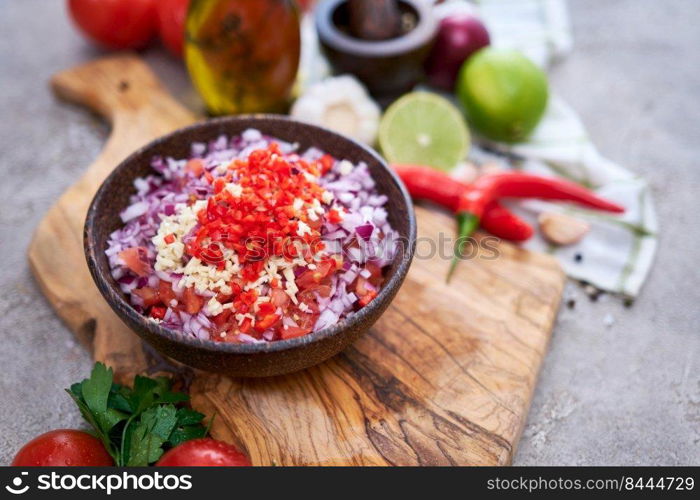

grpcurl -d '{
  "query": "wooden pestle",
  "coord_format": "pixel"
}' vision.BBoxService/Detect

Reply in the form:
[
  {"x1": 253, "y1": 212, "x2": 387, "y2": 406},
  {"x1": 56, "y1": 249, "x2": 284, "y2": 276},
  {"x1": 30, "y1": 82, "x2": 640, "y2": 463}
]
[{"x1": 348, "y1": 0, "x2": 403, "y2": 40}]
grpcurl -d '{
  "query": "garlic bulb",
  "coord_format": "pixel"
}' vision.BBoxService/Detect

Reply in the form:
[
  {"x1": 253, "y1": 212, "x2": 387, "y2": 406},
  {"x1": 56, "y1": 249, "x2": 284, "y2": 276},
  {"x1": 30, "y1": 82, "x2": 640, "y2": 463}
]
[{"x1": 291, "y1": 76, "x2": 381, "y2": 146}]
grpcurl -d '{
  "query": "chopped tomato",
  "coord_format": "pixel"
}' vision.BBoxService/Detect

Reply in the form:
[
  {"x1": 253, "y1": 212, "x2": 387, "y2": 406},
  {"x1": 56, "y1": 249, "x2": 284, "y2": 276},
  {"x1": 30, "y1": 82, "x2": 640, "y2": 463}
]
[
  {"x1": 296, "y1": 290, "x2": 321, "y2": 314},
  {"x1": 295, "y1": 262, "x2": 333, "y2": 290},
  {"x1": 303, "y1": 284, "x2": 332, "y2": 298},
  {"x1": 239, "y1": 317, "x2": 252, "y2": 334},
  {"x1": 280, "y1": 325, "x2": 311, "y2": 340},
  {"x1": 354, "y1": 276, "x2": 371, "y2": 297},
  {"x1": 358, "y1": 290, "x2": 378, "y2": 307},
  {"x1": 186, "y1": 159, "x2": 205, "y2": 176},
  {"x1": 211, "y1": 309, "x2": 233, "y2": 328},
  {"x1": 270, "y1": 289, "x2": 290, "y2": 308},
  {"x1": 133, "y1": 287, "x2": 160, "y2": 307},
  {"x1": 364, "y1": 262, "x2": 385, "y2": 287},
  {"x1": 158, "y1": 280, "x2": 177, "y2": 306},
  {"x1": 164, "y1": 233, "x2": 176, "y2": 244},
  {"x1": 182, "y1": 287, "x2": 204, "y2": 314},
  {"x1": 254, "y1": 314, "x2": 280, "y2": 333},
  {"x1": 150, "y1": 306, "x2": 167, "y2": 319},
  {"x1": 118, "y1": 247, "x2": 151, "y2": 277}
]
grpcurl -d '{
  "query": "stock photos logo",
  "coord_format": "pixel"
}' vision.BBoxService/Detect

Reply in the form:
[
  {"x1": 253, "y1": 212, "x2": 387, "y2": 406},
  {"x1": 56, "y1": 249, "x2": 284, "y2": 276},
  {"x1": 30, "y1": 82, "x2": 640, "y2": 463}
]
[
  {"x1": 4, "y1": 471, "x2": 193, "y2": 495},
  {"x1": 5, "y1": 472, "x2": 29, "y2": 495}
]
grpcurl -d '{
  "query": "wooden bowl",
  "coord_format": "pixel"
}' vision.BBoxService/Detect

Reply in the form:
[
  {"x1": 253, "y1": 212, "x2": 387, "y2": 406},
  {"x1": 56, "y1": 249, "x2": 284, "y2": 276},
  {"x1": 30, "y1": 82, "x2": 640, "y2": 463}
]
[
  {"x1": 316, "y1": 0, "x2": 437, "y2": 105},
  {"x1": 85, "y1": 115, "x2": 416, "y2": 377}
]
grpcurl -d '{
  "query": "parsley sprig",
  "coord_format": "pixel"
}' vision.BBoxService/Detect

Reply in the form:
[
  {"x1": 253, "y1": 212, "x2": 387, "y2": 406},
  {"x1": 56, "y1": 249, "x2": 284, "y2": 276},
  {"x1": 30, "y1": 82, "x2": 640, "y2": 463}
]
[{"x1": 66, "y1": 363, "x2": 208, "y2": 466}]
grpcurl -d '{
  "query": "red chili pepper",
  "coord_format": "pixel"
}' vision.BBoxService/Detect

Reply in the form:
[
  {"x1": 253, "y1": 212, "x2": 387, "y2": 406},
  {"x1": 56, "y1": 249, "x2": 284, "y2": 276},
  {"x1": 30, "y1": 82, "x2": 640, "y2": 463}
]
[
  {"x1": 460, "y1": 172, "x2": 625, "y2": 217},
  {"x1": 392, "y1": 164, "x2": 464, "y2": 210},
  {"x1": 448, "y1": 172, "x2": 624, "y2": 280},
  {"x1": 391, "y1": 164, "x2": 625, "y2": 281},
  {"x1": 480, "y1": 201, "x2": 534, "y2": 241},
  {"x1": 392, "y1": 164, "x2": 534, "y2": 241}
]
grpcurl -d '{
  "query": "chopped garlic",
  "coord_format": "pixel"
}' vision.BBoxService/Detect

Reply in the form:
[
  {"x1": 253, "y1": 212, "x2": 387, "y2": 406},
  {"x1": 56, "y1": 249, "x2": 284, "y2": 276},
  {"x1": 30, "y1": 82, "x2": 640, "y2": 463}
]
[
  {"x1": 206, "y1": 297, "x2": 224, "y2": 316},
  {"x1": 310, "y1": 198, "x2": 324, "y2": 214},
  {"x1": 225, "y1": 182, "x2": 243, "y2": 197},
  {"x1": 152, "y1": 201, "x2": 205, "y2": 273},
  {"x1": 297, "y1": 221, "x2": 312, "y2": 237}
]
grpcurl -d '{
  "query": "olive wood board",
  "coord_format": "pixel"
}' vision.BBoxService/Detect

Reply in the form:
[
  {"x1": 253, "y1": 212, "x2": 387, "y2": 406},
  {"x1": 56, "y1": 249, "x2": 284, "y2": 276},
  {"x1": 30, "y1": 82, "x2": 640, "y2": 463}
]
[{"x1": 28, "y1": 55, "x2": 566, "y2": 466}]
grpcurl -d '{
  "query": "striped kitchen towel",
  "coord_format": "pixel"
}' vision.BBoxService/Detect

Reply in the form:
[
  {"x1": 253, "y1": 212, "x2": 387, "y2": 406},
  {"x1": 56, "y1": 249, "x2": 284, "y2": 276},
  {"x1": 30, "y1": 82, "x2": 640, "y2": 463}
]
[
  {"x1": 299, "y1": 0, "x2": 658, "y2": 297},
  {"x1": 439, "y1": 0, "x2": 657, "y2": 297}
]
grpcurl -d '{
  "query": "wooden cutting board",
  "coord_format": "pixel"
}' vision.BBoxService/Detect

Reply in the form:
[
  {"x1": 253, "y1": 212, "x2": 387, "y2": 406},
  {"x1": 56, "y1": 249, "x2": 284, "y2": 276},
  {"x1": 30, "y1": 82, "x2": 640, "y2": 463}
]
[{"x1": 29, "y1": 55, "x2": 565, "y2": 466}]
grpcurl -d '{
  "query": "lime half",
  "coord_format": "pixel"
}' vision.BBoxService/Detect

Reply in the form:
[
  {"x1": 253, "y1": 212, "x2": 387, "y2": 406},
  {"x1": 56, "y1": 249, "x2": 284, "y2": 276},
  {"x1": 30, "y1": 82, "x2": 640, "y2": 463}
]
[{"x1": 379, "y1": 92, "x2": 470, "y2": 171}]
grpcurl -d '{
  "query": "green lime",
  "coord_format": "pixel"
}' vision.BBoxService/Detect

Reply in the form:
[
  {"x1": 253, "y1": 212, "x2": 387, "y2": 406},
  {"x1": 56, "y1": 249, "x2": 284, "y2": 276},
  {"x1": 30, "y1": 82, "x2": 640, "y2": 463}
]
[
  {"x1": 456, "y1": 48, "x2": 549, "y2": 143},
  {"x1": 379, "y1": 92, "x2": 470, "y2": 171}
]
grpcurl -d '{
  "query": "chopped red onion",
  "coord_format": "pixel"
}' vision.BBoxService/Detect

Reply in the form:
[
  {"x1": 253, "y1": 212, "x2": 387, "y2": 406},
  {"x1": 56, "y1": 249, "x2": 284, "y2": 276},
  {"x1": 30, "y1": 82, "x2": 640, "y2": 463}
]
[{"x1": 355, "y1": 223, "x2": 374, "y2": 241}]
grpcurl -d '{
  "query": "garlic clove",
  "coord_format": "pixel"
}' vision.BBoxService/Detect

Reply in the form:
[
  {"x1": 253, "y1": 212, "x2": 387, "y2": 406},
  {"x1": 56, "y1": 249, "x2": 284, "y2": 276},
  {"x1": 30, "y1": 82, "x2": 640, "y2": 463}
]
[{"x1": 538, "y1": 212, "x2": 591, "y2": 246}]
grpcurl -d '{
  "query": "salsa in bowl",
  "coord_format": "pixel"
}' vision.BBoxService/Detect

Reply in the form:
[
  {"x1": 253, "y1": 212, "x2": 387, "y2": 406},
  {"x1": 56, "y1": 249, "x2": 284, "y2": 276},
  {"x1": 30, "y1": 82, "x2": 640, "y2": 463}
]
[{"x1": 85, "y1": 116, "x2": 415, "y2": 377}]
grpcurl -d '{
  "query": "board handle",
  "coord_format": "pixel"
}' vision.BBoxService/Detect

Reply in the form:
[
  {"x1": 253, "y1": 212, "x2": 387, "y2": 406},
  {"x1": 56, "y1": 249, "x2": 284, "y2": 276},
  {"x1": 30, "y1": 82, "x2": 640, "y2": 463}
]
[{"x1": 50, "y1": 54, "x2": 193, "y2": 127}]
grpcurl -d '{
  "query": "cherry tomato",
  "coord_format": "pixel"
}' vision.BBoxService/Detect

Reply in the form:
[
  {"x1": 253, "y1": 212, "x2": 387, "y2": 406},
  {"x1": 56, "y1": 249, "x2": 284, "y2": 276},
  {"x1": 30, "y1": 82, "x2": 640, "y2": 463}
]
[
  {"x1": 156, "y1": 439, "x2": 251, "y2": 467},
  {"x1": 12, "y1": 430, "x2": 113, "y2": 467},
  {"x1": 68, "y1": 0, "x2": 157, "y2": 50},
  {"x1": 156, "y1": 0, "x2": 190, "y2": 58}
]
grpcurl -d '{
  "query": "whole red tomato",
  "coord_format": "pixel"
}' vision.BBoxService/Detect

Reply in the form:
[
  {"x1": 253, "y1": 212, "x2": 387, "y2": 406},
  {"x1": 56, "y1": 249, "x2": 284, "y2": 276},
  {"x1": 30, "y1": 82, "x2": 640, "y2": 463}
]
[
  {"x1": 156, "y1": 439, "x2": 251, "y2": 467},
  {"x1": 156, "y1": 0, "x2": 190, "y2": 58},
  {"x1": 68, "y1": 0, "x2": 157, "y2": 50},
  {"x1": 12, "y1": 430, "x2": 114, "y2": 467}
]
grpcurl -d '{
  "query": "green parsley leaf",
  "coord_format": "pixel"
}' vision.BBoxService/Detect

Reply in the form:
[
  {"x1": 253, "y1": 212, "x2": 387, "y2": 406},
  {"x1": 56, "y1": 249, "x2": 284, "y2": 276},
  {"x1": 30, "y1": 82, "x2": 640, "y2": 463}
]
[
  {"x1": 166, "y1": 408, "x2": 208, "y2": 447},
  {"x1": 66, "y1": 363, "x2": 209, "y2": 467},
  {"x1": 81, "y1": 363, "x2": 112, "y2": 413},
  {"x1": 125, "y1": 405, "x2": 178, "y2": 466}
]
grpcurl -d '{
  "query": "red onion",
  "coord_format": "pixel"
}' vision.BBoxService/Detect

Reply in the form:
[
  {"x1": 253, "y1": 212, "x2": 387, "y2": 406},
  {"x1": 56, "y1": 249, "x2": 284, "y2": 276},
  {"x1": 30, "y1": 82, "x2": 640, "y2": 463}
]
[
  {"x1": 425, "y1": 14, "x2": 491, "y2": 91},
  {"x1": 355, "y1": 223, "x2": 374, "y2": 241}
]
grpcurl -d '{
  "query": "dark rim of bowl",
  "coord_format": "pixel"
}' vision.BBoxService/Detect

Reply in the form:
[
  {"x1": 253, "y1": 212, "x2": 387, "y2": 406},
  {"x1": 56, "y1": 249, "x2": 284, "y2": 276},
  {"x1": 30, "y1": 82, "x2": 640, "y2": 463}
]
[
  {"x1": 315, "y1": 0, "x2": 437, "y2": 57},
  {"x1": 85, "y1": 114, "x2": 416, "y2": 355}
]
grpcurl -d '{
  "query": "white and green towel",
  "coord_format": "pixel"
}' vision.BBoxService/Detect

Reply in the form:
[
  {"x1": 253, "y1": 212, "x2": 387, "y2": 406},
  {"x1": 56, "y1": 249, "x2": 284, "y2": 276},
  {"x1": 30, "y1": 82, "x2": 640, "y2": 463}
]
[
  {"x1": 300, "y1": 0, "x2": 657, "y2": 297},
  {"x1": 440, "y1": 0, "x2": 657, "y2": 297}
]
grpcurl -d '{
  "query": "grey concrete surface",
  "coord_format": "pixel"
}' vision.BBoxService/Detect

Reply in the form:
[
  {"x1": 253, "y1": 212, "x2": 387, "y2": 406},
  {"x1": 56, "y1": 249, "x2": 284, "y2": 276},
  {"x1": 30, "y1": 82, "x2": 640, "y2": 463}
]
[{"x1": 0, "y1": 0, "x2": 698, "y2": 465}]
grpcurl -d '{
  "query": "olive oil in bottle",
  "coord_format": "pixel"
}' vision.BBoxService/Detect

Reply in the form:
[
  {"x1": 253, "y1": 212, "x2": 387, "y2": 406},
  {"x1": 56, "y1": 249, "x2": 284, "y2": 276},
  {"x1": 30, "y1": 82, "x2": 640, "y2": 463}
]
[{"x1": 185, "y1": 0, "x2": 301, "y2": 115}]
